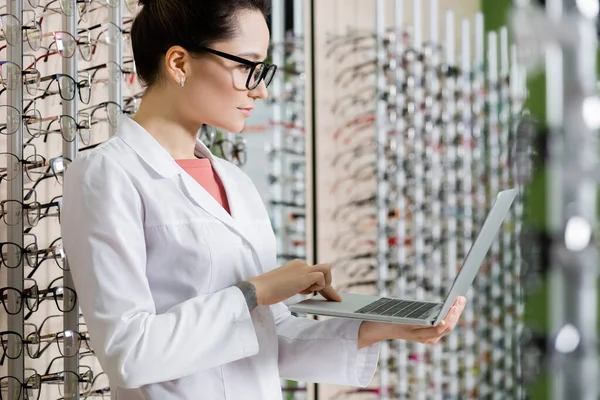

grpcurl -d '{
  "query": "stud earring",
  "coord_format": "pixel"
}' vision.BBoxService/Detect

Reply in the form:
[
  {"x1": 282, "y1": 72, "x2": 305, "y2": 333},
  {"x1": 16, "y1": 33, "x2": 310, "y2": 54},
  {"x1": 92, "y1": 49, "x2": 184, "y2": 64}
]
[{"x1": 179, "y1": 76, "x2": 185, "y2": 87}]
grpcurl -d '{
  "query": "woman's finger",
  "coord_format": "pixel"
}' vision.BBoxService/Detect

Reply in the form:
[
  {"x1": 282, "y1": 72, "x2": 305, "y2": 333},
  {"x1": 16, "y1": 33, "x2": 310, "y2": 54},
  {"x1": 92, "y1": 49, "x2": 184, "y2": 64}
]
[
  {"x1": 319, "y1": 285, "x2": 342, "y2": 302},
  {"x1": 313, "y1": 263, "x2": 333, "y2": 286},
  {"x1": 311, "y1": 264, "x2": 332, "y2": 286},
  {"x1": 306, "y1": 283, "x2": 326, "y2": 292}
]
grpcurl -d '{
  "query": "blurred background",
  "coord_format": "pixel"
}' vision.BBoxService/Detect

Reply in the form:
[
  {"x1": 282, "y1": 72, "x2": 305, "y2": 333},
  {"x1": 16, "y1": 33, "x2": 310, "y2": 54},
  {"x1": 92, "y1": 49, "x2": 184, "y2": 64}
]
[{"x1": 1, "y1": 0, "x2": 599, "y2": 399}]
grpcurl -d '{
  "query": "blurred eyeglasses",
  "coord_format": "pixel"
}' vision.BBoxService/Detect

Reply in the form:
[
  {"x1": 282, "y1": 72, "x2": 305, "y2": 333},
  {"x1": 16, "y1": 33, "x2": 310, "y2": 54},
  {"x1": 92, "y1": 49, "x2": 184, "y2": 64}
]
[
  {"x1": 36, "y1": 72, "x2": 91, "y2": 104},
  {"x1": 24, "y1": 277, "x2": 77, "y2": 320},
  {"x1": 0, "y1": 60, "x2": 41, "y2": 95},
  {"x1": 26, "y1": 320, "x2": 91, "y2": 358},
  {"x1": 216, "y1": 136, "x2": 247, "y2": 166},
  {"x1": 0, "y1": 13, "x2": 41, "y2": 50}
]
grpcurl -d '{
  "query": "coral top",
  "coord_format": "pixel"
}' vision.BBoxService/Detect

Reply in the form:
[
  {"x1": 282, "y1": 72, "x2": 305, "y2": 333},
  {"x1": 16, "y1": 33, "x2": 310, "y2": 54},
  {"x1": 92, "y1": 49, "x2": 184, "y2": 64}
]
[{"x1": 175, "y1": 158, "x2": 231, "y2": 215}]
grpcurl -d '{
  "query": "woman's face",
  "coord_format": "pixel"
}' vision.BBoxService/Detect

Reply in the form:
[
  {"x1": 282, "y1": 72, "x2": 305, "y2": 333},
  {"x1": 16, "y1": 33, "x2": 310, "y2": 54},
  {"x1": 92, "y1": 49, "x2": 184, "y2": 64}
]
[{"x1": 180, "y1": 9, "x2": 271, "y2": 134}]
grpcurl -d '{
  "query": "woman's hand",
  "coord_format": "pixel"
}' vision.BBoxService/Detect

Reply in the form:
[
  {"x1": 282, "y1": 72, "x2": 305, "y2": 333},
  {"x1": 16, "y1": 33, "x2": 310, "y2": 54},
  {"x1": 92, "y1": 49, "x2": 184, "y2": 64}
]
[
  {"x1": 248, "y1": 260, "x2": 342, "y2": 306},
  {"x1": 358, "y1": 296, "x2": 467, "y2": 349}
]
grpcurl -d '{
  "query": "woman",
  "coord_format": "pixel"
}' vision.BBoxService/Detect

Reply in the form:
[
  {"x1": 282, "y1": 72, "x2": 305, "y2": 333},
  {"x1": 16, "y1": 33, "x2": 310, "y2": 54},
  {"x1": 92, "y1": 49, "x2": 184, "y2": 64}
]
[{"x1": 61, "y1": 0, "x2": 466, "y2": 399}]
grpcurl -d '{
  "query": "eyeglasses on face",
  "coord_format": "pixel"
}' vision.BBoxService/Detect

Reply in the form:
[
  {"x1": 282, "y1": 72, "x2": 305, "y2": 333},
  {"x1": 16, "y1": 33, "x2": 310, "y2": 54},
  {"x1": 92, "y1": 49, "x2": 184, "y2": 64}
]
[{"x1": 198, "y1": 46, "x2": 277, "y2": 90}]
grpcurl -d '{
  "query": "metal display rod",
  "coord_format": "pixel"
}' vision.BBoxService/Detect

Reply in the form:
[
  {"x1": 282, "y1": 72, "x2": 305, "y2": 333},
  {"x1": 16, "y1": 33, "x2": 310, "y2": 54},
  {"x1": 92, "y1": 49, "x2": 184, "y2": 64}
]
[
  {"x1": 271, "y1": 0, "x2": 285, "y2": 263},
  {"x1": 375, "y1": 1, "x2": 391, "y2": 398},
  {"x1": 63, "y1": 0, "x2": 80, "y2": 398},
  {"x1": 511, "y1": 0, "x2": 599, "y2": 399},
  {"x1": 7, "y1": 0, "x2": 25, "y2": 397},
  {"x1": 109, "y1": 0, "x2": 123, "y2": 137}
]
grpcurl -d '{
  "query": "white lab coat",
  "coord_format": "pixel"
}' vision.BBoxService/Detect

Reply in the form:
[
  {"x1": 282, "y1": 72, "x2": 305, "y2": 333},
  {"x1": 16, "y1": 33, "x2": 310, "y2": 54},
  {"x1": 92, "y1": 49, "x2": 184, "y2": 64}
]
[{"x1": 61, "y1": 116, "x2": 380, "y2": 400}]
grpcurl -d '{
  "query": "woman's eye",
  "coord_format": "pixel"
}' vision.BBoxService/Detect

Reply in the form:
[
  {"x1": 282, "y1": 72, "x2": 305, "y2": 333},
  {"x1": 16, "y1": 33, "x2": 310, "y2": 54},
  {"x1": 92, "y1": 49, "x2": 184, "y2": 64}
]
[{"x1": 239, "y1": 65, "x2": 252, "y2": 72}]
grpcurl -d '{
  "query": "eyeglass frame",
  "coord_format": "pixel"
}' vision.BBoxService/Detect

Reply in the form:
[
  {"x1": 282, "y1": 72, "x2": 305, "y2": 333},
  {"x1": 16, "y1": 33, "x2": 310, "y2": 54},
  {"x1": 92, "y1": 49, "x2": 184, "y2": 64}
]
[{"x1": 198, "y1": 46, "x2": 277, "y2": 90}]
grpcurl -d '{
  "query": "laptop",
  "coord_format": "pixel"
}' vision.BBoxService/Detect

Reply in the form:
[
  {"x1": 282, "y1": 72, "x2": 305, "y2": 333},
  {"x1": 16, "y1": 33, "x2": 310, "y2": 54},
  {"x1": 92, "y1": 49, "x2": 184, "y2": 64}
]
[{"x1": 288, "y1": 188, "x2": 518, "y2": 327}]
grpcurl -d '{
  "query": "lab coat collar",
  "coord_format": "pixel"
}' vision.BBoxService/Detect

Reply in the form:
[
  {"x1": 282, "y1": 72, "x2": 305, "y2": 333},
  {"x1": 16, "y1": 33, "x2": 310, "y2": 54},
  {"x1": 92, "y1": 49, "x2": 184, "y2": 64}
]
[
  {"x1": 117, "y1": 116, "x2": 181, "y2": 178},
  {"x1": 118, "y1": 116, "x2": 253, "y2": 246}
]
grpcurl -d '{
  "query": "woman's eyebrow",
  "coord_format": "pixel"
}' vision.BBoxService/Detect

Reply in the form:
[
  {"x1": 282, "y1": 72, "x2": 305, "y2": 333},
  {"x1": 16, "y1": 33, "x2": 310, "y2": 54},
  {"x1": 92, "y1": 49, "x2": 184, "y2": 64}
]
[{"x1": 237, "y1": 52, "x2": 266, "y2": 61}]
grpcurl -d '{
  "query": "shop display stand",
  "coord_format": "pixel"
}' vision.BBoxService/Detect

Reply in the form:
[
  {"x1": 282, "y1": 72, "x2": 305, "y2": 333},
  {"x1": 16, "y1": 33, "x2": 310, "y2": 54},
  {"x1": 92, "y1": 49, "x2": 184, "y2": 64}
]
[
  {"x1": 267, "y1": 1, "x2": 308, "y2": 399},
  {"x1": 2, "y1": 1, "x2": 135, "y2": 398},
  {"x1": 322, "y1": 0, "x2": 527, "y2": 398},
  {"x1": 511, "y1": 0, "x2": 599, "y2": 399},
  {"x1": 62, "y1": 1, "x2": 79, "y2": 398},
  {"x1": 7, "y1": 0, "x2": 25, "y2": 398}
]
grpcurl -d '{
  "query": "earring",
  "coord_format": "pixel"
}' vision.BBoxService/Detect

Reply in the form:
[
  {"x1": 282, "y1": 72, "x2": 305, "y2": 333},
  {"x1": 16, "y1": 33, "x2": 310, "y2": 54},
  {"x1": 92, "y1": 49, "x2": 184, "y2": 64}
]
[{"x1": 179, "y1": 76, "x2": 185, "y2": 87}]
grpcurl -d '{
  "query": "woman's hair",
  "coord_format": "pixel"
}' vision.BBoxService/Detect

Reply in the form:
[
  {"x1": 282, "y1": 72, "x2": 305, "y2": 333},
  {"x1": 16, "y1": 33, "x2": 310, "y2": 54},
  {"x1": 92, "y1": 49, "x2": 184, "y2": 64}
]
[{"x1": 131, "y1": 0, "x2": 271, "y2": 87}]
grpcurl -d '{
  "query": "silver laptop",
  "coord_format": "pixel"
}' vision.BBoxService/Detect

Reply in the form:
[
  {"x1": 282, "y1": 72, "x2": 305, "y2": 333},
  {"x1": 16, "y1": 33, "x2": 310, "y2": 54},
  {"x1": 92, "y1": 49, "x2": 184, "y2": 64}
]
[{"x1": 289, "y1": 188, "x2": 518, "y2": 327}]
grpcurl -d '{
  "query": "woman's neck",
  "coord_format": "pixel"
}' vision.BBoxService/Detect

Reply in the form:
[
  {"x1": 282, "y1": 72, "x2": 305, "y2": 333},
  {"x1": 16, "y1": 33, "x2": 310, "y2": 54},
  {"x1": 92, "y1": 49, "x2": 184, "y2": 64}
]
[{"x1": 132, "y1": 88, "x2": 200, "y2": 160}]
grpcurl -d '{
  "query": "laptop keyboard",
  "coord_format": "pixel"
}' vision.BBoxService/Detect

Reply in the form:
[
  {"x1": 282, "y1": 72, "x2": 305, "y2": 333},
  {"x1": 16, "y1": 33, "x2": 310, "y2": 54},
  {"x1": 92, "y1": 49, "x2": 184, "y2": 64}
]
[{"x1": 355, "y1": 298, "x2": 439, "y2": 319}]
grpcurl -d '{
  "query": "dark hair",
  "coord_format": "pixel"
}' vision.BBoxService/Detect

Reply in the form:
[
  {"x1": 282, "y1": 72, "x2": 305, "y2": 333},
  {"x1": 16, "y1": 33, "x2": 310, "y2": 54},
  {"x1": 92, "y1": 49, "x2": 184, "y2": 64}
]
[{"x1": 131, "y1": 0, "x2": 271, "y2": 87}]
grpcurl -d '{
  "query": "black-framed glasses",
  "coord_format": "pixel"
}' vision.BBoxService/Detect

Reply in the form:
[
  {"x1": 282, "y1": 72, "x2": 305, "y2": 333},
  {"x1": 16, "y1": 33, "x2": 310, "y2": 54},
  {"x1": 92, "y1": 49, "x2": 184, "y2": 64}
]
[
  {"x1": 199, "y1": 46, "x2": 277, "y2": 90},
  {"x1": 24, "y1": 280, "x2": 77, "y2": 321}
]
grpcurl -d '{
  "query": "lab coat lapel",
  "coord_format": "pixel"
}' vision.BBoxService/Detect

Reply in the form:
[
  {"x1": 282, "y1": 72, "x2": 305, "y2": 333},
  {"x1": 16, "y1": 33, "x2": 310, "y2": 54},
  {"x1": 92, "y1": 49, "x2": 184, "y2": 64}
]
[
  {"x1": 179, "y1": 140, "x2": 253, "y2": 241},
  {"x1": 117, "y1": 117, "x2": 249, "y2": 242},
  {"x1": 192, "y1": 139, "x2": 263, "y2": 251}
]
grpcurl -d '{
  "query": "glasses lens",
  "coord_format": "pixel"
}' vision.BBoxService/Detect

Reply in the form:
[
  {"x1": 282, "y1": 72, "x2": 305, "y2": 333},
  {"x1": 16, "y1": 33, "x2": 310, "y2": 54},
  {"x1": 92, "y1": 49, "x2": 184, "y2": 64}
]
[
  {"x1": 25, "y1": 284, "x2": 39, "y2": 312},
  {"x1": 51, "y1": 157, "x2": 69, "y2": 185},
  {"x1": 79, "y1": 35, "x2": 92, "y2": 62},
  {"x1": 1, "y1": 153, "x2": 20, "y2": 182},
  {"x1": 59, "y1": 330, "x2": 81, "y2": 357},
  {"x1": 107, "y1": 62, "x2": 122, "y2": 84},
  {"x1": 60, "y1": 0, "x2": 75, "y2": 16},
  {"x1": 58, "y1": 75, "x2": 76, "y2": 101},
  {"x1": 0, "y1": 375, "x2": 22, "y2": 400},
  {"x1": 53, "y1": 244, "x2": 67, "y2": 270},
  {"x1": 60, "y1": 115, "x2": 77, "y2": 142},
  {"x1": 24, "y1": 68, "x2": 41, "y2": 96},
  {"x1": 1, "y1": 62, "x2": 20, "y2": 91},
  {"x1": 105, "y1": 23, "x2": 121, "y2": 45},
  {"x1": 2, "y1": 287, "x2": 22, "y2": 315},
  {"x1": 78, "y1": 112, "x2": 91, "y2": 145},
  {"x1": 25, "y1": 332, "x2": 40, "y2": 358},
  {"x1": 25, "y1": 374, "x2": 41, "y2": 400},
  {"x1": 24, "y1": 155, "x2": 45, "y2": 183},
  {"x1": 1, "y1": 242, "x2": 21, "y2": 268},
  {"x1": 24, "y1": 243, "x2": 38, "y2": 267},
  {"x1": 79, "y1": 76, "x2": 91, "y2": 104},
  {"x1": 28, "y1": 0, "x2": 41, "y2": 7},
  {"x1": 2, "y1": 200, "x2": 22, "y2": 227},
  {"x1": 219, "y1": 140, "x2": 234, "y2": 161},
  {"x1": 0, "y1": 105, "x2": 20, "y2": 136},
  {"x1": 54, "y1": 286, "x2": 77, "y2": 312},
  {"x1": 247, "y1": 63, "x2": 265, "y2": 90},
  {"x1": 235, "y1": 145, "x2": 247, "y2": 166},
  {"x1": 26, "y1": 22, "x2": 42, "y2": 52},
  {"x1": 107, "y1": 103, "x2": 121, "y2": 127},
  {"x1": 55, "y1": 31, "x2": 76, "y2": 58},
  {"x1": 0, "y1": 14, "x2": 21, "y2": 46},
  {"x1": 24, "y1": 108, "x2": 42, "y2": 138},
  {"x1": 1, "y1": 332, "x2": 23, "y2": 359},
  {"x1": 26, "y1": 202, "x2": 40, "y2": 227},
  {"x1": 264, "y1": 65, "x2": 276, "y2": 87}
]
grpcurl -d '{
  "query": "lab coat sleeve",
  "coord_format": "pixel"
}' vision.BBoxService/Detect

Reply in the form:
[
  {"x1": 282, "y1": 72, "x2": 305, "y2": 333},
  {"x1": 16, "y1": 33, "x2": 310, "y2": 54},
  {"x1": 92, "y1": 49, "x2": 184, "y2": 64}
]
[
  {"x1": 60, "y1": 153, "x2": 259, "y2": 389},
  {"x1": 271, "y1": 302, "x2": 380, "y2": 386}
]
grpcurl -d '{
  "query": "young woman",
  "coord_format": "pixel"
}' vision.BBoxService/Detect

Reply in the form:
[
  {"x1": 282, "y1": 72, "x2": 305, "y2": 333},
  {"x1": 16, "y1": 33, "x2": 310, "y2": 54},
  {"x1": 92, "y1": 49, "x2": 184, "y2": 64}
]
[{"x1": 61, "y1": 1, "x2": 466, "y2": 399}]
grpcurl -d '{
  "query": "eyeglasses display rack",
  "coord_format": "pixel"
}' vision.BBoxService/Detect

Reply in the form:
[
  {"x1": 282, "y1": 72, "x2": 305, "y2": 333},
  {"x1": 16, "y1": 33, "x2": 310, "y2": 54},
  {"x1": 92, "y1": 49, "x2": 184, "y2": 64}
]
[
  {"x1": 511, "y1": 1, "x2": 599, "y2": 399},
  {"x1": 1, "y1": 1, "x2": 142, "y2": 399},
  {"x1": 6, "y1": 1, "x2": 26, "y2": 400},
  {"x1": 0, "y1": 1, "x2": 265, "y2": 399},
  {"x1": 266, "y1": 1, "x2": 309, "y2": 399},
  {"x1": 312, "y1": 0, "x2": 528, "y2": 398}
]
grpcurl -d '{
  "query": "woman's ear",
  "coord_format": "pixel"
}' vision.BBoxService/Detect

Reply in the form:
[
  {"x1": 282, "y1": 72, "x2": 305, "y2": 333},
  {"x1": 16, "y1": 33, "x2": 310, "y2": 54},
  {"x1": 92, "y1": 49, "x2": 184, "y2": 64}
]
[{"x1": 164, "y1": 45, "x2": 190, "y2": 86}]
